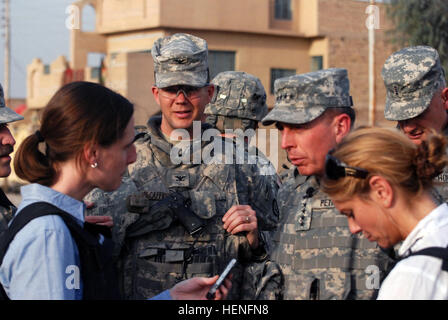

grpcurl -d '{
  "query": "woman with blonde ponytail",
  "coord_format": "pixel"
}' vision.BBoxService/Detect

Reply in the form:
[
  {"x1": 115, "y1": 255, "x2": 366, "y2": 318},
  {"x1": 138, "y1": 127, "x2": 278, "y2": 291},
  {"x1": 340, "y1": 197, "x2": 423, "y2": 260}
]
[{"x1": 322, "y1": 127, "x2": 448, "y2": 299}]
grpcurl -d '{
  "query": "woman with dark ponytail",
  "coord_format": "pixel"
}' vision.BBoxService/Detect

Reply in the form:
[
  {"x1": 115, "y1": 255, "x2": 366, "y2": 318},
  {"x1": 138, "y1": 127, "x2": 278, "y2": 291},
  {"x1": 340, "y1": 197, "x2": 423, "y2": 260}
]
[
  {"x1": 0, "y1": 81, "x2": 230, "y2": 300},
  {"x1": 322, "y1": 127, "x2": 448, "y2": 299}
]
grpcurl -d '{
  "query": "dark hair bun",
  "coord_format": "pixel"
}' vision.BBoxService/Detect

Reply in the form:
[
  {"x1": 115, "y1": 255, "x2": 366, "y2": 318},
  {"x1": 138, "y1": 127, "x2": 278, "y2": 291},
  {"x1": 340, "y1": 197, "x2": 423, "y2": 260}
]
[{"x1": 414, "y1": 132, "x2": 448, "y2": 184}]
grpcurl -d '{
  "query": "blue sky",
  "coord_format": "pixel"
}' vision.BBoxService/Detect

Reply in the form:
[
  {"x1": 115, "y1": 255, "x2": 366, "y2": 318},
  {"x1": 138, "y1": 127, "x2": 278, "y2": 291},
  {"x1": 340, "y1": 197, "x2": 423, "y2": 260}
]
[{"x1": 0, "y1": 0, "x2": 95, "y2": 98}]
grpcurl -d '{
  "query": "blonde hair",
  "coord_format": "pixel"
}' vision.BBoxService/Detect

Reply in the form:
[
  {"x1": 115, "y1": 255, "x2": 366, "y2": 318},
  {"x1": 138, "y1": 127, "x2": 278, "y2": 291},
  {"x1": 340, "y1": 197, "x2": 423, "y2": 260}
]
[{"x1": 322, "y1": 127, "x2": 448, "y2": 201}]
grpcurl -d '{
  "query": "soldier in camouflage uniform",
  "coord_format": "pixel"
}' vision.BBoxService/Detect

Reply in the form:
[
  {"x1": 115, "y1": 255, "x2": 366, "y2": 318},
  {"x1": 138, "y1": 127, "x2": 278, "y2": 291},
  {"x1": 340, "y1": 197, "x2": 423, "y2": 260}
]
[
  {"x1": 261, "y1": 68, "x2": 391, "y2": 300},
  {"x1": 382, "y1": 46, "x2": 448, "y2": 202},
  {"x1": 85, "y1": 33, "x2": 278, "y2": 300},
  {"x1": 204, "y1": 71, "x2": 284, "y2": 299},
  {"x1": 0, "y1": 83, "x2": 24, "y2": 235},
  {"x1": 204, "y1": 71, "x2": 281, "y2": 199}
]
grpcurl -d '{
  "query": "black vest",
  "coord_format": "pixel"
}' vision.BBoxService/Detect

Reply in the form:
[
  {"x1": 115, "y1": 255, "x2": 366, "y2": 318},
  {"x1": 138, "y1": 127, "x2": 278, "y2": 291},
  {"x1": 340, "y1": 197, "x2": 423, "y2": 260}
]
[{"x1": 0, "y1": 202, "x2": 121, "y2": 300}]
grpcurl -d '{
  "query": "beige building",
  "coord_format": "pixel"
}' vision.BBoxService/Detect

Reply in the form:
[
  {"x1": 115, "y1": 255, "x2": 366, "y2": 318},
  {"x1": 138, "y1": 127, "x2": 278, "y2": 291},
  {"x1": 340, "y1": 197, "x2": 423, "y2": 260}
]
[{"x1": 20, "y1": 0, "x2": 397, "y2": 181}]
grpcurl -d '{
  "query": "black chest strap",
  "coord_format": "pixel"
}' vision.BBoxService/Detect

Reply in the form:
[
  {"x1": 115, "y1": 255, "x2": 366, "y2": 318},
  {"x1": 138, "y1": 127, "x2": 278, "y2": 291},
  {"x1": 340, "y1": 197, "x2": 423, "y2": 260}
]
[
  {"x1": 0, "y1": 201, "x2": 119, "y2": 300},
  {"x1": 403, "y1": 246, "x2": 448, "y2": 272}
]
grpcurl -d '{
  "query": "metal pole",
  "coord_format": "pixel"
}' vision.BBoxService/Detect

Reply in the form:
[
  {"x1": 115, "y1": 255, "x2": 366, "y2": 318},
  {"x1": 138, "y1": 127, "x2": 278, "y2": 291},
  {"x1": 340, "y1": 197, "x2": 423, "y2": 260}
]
[
  {"x1": 2, "y1": 0, "x2": 10, "y2": 191},
  {"x1": 3, "y1": 0, "x2": 10, "y2": 103},
  {"x1": 368, "y1": 0, "x2": 376, "y2": 127}
]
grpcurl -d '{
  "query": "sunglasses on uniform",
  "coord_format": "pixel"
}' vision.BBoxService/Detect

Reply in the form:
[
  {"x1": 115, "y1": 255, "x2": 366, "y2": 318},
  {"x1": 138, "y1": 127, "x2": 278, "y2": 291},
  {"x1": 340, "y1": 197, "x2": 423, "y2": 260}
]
[
  {"x1": 158, "y1": 85, "x2": 209, "y2": 100},
  {"x1": 325, "y1": 152, "x2": 369, "y2": 180}
]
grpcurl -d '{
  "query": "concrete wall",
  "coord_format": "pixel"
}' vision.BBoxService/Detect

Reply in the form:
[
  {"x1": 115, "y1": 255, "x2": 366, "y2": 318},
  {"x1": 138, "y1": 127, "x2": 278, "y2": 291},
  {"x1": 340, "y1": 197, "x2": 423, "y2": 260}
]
[
  {"x1": 97, "y1": 0, "x2": 319, "y2": 37},
  {"x1": 70, "y1": 0, "x2": 107, "y2": 69},
  {"x1": 102, "y1": 50, "x2": 157, "y2": 126},
  {"x1": 26, "y1": 56, "x2": 67, "y2": 109},
  {"x1": 126, "y1": 52, "x2": 157, "y2": 125},
  {"x1": 107, "y1": 30, "x2": 165, "y2": 54},
  {"x1": 97, "y1": 0, "x2": 162, "y2": 33},
  {"x1": 318, "y1": 0, "x2": 397, "y2": 127}
]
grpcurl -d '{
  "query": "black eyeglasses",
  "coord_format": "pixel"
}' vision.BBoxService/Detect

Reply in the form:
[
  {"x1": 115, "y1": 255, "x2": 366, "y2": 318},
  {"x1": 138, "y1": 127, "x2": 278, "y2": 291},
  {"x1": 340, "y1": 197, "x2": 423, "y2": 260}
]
[{"x1": 325, "y1": 153, "x2": 369, "y2": 180}]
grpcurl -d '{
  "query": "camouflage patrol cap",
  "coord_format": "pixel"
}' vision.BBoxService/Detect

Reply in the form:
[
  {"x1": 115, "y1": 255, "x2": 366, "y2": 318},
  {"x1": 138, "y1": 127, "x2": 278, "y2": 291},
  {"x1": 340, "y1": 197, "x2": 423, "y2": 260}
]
[
  {"x1": 204, "y1": 71, "x2": 268, "y2": 121},
  {"x1": 0, "y1": 83, "x2": 24, "y2": 124},
  {"x1": 151, "y1": 33, "x2": 209, "y2": 88},
  {"x1": 382, "y1": 46, "x2": 447, "y2": 121},
  {"x1": 262, "y1": 68, "x2": 353, "y2": 126}
]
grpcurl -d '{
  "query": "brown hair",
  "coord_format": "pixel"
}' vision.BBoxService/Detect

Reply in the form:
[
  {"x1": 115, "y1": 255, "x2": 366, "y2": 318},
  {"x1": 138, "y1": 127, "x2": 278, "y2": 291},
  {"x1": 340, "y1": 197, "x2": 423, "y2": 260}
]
[
  {"x1": 14, "y1": 81, "x2": 134, "y2": 186},
  {"x1": 322, "y1": 127, "x2": 448, "y2": 201}
]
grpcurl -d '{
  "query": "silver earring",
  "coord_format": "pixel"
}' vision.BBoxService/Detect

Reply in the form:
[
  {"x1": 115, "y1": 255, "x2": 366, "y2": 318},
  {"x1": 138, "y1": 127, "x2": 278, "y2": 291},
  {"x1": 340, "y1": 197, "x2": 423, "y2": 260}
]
[{"x1": 91, "y1": 162, "x2": 98, "y2": 168}]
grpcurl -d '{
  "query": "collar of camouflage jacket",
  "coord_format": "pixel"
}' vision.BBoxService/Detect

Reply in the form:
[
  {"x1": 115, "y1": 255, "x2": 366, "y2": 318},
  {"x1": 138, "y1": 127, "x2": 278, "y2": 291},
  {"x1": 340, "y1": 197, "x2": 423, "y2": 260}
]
[
  {"x1": 293, "y1": 173, "x2": 320, "y2": 194},
  {"x1": 291, "y1": 166, "x2": 308, "y2": 189},
  {"x1": 0, "y1": 188, "x2": 14, "y2": 209},
  {"x1": 146, "y1": 115, "x2": 225, "y2": 167}
]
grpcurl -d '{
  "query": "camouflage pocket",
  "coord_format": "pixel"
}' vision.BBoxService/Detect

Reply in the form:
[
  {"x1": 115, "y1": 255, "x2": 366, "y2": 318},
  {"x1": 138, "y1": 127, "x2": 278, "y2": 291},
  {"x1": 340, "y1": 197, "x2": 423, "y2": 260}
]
[
  {"x1": 134, "y1": 246, "x2": 216, "y2": 299},
  {"x1": 138, "y1": 243, "x2": 189, "y2": 261},
  {"x1": 283, "y1": 272, "x2": 316, "y2": 300},
  {"x1": 320, "y1": 271, "x2": 352, "y2": 300},
  {"x1": 189, "y1": 191, "x2": 225, "y2": 219},
  {"x1": 242, "y1": 260, "x2": 284, "y2": 300}
]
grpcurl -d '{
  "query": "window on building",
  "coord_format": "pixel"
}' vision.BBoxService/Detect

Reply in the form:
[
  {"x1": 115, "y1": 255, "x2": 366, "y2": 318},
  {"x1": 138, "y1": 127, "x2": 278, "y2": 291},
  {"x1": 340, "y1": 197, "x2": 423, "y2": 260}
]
[
  {"x1": 208, "y1": 51, "x2": 236, "y2": 80},
  {"x1": 275, "y1": 0, "x2": 292, "y2": 20},
  {"x1": 311, "y1": 56, "x2": 323, "y2": 72},
  {"x1": 44, "y1": 65, "x2": 51, "y2": 74},
  {"x1": 91, "y1": 67, "x2": 101, "y2": 79},
  {"x1": 88, "y1": 53, "x2": 105, "y2": 68},
  {"x1": 271, "y1": 68, "x2": 296, "y2": 93}
]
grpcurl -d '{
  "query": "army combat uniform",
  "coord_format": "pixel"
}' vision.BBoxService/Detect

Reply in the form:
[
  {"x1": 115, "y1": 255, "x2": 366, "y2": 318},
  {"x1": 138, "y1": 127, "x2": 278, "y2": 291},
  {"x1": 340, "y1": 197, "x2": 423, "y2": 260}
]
[
  {"x1": 261, "y1": 68, "x2": 391, "y2": 300},
  {"x1": 204, "y1": 71, "x2": 281, "y2": 197},
  {"x1": 271, "y1": 169, "x2": 390, "y2": 299},
  {"x1": 382, "y1": 46, "x2": 448, "y2": 202},
  {"x1": 87, "y1": 116, "x2": 278, "y2": 299},
  {"x1": 203, "y1": 71, "x2": 284, "y2": 300},
  {"x1": 86, "y1": 34, "x2": 278, "y2": 300}
]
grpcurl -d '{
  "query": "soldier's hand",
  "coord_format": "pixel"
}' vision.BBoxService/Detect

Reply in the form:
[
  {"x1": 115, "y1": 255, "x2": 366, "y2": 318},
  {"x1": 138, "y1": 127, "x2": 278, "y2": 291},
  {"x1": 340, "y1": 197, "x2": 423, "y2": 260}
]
[
  {"x1": 85, "y1": 215, "x2": 114, "y2": 228},
  {"x1": 222, "y1": 205, "x2": 259, "y2": 249}
]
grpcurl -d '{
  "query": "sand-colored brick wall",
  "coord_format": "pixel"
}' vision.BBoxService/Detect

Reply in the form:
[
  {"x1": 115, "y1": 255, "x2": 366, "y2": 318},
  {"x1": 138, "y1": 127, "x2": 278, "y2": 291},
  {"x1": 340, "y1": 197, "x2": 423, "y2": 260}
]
[
  {"x1": 318, "y1": 0, "x2": 398, "y2": 127},
  {"x1": 97, "y1": 0, "x2": 161, "y2": 33},
  {"x1": 96, "y1": 0, "x2": 320, "y2": 37},
  {"x1": 26, "y1": 57, "x2": 67, "y2": 109}
]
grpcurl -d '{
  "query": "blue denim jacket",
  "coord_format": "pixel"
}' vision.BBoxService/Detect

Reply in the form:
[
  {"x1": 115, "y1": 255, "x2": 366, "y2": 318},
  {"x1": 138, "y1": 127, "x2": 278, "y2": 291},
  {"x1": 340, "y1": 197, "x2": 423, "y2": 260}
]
[
  {"x1": 0, "y1": 183, "x2": 172, "y2": 300},
  {"x1": 0, "y1": 184, "x2": 84, "y2": 299}
]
